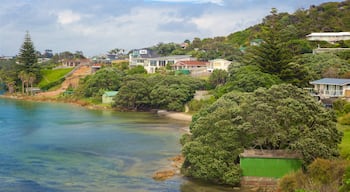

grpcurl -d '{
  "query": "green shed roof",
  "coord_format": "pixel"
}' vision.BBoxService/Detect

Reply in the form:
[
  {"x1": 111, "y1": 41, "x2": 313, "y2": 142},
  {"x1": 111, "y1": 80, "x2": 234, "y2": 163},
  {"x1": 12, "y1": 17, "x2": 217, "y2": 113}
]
[{"x1": 103, "y1": 91, "x2": 118, "y2": 97}]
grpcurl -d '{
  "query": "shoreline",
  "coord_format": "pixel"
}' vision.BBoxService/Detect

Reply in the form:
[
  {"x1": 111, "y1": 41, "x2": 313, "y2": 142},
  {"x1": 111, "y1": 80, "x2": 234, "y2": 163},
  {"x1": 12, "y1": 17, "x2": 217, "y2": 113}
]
[
  {"x1": 1, "y1": 93, "x2": 194, "y2": 183},
  {"x1": 0, "y1": 94, "x2": 194, "y2": 123}
]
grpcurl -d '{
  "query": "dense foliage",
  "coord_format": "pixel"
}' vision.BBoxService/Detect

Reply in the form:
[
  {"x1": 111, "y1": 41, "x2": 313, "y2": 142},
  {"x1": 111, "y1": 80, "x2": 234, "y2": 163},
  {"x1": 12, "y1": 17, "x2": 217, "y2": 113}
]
[
  {"x1": 74, "y1": 68, "x2": 124, "y2": 100},
  {"x1": 279, "y1": 159, "x2": 350, "y2": 192},
  {"x1": 114, "y1": 75, "x2": 205, "y2": 111},
  {"x1": 182, "y1": 84, "x2": 342, "y2": 185}
]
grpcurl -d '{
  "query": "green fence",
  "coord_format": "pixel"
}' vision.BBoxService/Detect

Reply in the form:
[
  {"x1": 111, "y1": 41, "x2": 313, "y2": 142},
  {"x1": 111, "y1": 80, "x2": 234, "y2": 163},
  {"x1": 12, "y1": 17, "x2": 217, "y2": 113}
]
[{"x1": 240, "y1": 157, "x2": 302, "y2": 178}]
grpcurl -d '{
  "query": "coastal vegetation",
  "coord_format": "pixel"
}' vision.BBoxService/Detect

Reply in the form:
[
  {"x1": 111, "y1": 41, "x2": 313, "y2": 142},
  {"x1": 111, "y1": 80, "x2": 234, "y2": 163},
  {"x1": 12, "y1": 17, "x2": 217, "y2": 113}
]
[
  {"x1": 1, "y1": 0, "x2": 350, "y2": 191},
  {"x1": 181, "y1": 84, "x2": 342, "y2": 185}
]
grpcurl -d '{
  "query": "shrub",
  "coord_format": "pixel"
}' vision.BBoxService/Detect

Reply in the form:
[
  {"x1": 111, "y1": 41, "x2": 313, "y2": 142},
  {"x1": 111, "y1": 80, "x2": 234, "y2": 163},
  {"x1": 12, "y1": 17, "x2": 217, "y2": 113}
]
[{"x1": 339, "y1": 113, "x2": 350, "y2": 125}]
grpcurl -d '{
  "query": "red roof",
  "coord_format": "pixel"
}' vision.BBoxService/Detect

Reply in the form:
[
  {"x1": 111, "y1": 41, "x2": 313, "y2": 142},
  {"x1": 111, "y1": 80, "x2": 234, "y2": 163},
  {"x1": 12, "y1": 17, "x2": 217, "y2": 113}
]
[{"x1": 173, "y1": 61, "x2": 208, "y2": 67}]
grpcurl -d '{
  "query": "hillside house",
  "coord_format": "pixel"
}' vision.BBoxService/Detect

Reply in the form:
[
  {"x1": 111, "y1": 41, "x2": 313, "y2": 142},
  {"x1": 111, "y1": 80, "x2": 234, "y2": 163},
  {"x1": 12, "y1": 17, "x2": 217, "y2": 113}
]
[
  {"x1": 306, "y1": 32, "x2": 350, "y2": 43},
  {"x1": 129, "y1": 48, "x2": 196, "y2": 73},
  {"x1": 310, "y1": 78, "x2": 350, "y2": 98},
  {"x1": 61, "y1": 59, "x2": 90, "y2": 67},
  {"x1": 207, "y1": 59, "x2": 231, "y2": 72},
  {"x1": 172, "y1": 61, "x2": 208, "y2": 71}
]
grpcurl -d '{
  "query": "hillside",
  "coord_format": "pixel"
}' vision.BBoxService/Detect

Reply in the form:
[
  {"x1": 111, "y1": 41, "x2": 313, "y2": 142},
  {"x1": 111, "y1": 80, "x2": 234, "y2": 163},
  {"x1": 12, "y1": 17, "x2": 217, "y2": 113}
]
[
  {"x1": 37, "y1": 65, "x2": 91, "y2": 97},
  {"x1": 150, "y1": 0, "x2": 350, "y2": 61}
]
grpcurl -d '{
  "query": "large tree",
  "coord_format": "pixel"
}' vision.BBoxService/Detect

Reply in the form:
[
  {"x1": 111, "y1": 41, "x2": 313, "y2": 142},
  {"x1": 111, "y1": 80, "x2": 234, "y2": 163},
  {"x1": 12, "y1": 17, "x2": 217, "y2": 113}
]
[
  {"x1": 17, "y1": 31, "x2": 38, "y2": 75},
  {"x1": 74, "y1": 68, "x2": 124, "y2": 100},
  {"x1": 182, "y1": 84, "x2": 342, "y2": 186}
]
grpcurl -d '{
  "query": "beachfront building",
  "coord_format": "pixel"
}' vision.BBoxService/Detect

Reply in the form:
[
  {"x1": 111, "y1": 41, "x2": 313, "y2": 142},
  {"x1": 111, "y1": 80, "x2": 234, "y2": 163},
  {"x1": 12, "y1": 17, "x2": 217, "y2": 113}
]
[
  {"x1": 102, "y1": 91, "x2": 118, "y2": 104},
  {"x1": 240, "y1": 149, "x2": 302, "y2": 178}
]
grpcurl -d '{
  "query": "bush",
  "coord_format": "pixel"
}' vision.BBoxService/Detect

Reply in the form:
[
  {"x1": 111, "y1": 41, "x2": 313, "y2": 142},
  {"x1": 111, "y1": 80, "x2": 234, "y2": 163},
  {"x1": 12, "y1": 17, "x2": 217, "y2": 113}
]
[
  {"x1": 340, "y1": 166, "x2": 350, "y2": 192},
  {"x1": 279, "y1": 159, "x2": 350, "y2": 192},
  {"x1": 339, "y1": 113, "x2": 350, "y2": 125}
]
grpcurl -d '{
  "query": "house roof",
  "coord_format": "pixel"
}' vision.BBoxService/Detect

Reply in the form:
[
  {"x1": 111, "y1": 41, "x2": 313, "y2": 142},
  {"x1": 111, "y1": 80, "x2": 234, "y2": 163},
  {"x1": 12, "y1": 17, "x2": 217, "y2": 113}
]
[
  {"x1": 310, "y1": 78, "x2": 350, "y2": 86},
  {"x1": 173, "y1": 61, "x2": 208, "y2": 67},
  {"x1": 103, "y1": 91, "x2": 118, "y2": 97},
  {"x1": 152, "y1": 55, "x2": 193, "y2": 60},
  {"x1": 131, "y1": 48, "x2": 159, "y2": 59},
  {"x1": 306, "y1": 32, "x2": 350, "y2": 37}
]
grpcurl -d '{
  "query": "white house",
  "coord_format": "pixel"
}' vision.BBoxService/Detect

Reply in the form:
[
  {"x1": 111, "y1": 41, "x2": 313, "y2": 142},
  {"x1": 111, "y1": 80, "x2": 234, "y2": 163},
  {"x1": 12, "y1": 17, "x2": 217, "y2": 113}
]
[
  {"x1": 207, "y1": 59, "x2": 232, "y2": 72},
  {"x1": 310, "y1": 78, "x2": 350, "y2": 98},
  {"x1": 129, "y1": 48, "x2": 196, "y2": 73},
  {"x1": 306, "y1": 32, "x2": 350, "y2": 43},
  {"x1": 172, "y1": 60, "x2": 208, "y2": 71}
]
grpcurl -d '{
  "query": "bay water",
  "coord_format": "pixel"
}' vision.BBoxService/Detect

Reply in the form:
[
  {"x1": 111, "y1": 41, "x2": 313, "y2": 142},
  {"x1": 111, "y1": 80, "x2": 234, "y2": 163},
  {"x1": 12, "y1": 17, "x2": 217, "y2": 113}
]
[{"x1": 0, "y1": 98, "x2": 238, "y2": 192}]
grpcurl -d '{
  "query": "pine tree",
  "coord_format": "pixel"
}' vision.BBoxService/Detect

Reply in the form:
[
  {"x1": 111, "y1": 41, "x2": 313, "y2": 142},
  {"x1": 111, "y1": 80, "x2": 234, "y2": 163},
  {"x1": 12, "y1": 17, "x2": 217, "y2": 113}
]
[
  {"x1": 17, "y1": 31, "x2": 38, "y2": 75},
  {"x1": 245, "y1": 9, "x2": 292, "y2": 79}
]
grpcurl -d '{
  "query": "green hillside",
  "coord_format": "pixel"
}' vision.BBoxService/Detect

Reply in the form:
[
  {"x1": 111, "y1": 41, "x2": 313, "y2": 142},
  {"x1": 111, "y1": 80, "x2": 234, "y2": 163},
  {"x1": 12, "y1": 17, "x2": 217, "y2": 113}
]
[{"x1": 38, "y1": 68, "x2": 73, "y2": 90}]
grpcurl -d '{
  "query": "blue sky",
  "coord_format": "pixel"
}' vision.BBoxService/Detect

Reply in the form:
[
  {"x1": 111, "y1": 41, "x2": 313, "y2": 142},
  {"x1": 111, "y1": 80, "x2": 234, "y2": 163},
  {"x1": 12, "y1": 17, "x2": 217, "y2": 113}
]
[{"x1": 0, "y1": 0, "x2": 343, "y2": 56}]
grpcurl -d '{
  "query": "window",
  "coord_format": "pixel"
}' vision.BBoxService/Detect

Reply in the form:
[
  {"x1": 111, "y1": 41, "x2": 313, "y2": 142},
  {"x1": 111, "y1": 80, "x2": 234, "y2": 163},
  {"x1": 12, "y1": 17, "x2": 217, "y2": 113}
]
[
  {"x1": 150, "y1": 60, "x2": 157, "y2": 66},
  {"x1": 167, "y1": 60, "x2": 174, "y2": 65},
  {"x1": 159, "y1": 60, "x2": 166, "y2": 67}
]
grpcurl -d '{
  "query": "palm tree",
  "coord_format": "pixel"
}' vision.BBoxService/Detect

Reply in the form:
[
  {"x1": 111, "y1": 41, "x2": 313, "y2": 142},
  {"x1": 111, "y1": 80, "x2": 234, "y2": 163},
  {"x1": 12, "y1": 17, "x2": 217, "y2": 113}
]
[
  {"x1": 28, "y1": 73, "x2": 36, "y2": 95},
  {"x1": 18, "y1": 71, "x2": 28, "y2": 95}
]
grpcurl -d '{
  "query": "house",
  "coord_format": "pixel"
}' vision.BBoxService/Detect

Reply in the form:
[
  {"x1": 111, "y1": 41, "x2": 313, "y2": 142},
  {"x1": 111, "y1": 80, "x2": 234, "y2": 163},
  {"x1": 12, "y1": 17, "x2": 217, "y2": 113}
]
[
  {"x1": 102, "y1": 91, "x2": 118, "y2": 104},
  {"x1": 129, "y1": 48, "x2": 196, "y2": 73},
  {"x1": 91, "y1": 63, "x2": 102, "y2": 73},
  {"x1": 129, "y1": 48, "x2": 159, "y2": 68},
  {"x1": 306, "y1": 32, "x2": 350, "y2": 43},
  {"x1": 240, "y1": 149, "x2": 302, "y2": 178},
  {"x1": 207, "y1": 59, "x2": 232, "y2": 72},
  {"x1": 310, "y1": 78, "x2": 350, "y2": 98},
  {"x1": 172, "y1": 60, "x2": 208, "y2": 71},
  {"x1": 250, "y1": 38, "x2": 264, "y2": 46},
  {"x1": 61, "y1": 59, "x2": 90, "y2": 67}
]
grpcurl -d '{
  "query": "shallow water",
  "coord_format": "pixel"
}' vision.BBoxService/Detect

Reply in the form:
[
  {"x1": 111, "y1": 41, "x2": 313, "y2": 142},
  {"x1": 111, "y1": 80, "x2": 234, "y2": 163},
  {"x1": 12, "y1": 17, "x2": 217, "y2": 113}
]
[
  {"x1": 0, "y1": 98, "x2": 247, "y2": 192},
  {"x1": 0, "y1": 98, "x2": 193, "y2": 191}
]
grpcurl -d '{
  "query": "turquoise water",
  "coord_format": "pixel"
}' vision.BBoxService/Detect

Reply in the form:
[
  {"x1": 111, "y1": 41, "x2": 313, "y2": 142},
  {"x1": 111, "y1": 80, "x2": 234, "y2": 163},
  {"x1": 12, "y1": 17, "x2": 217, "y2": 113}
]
[{"x1": 0, "y1": 98, "x2": 191, "y2": 192}]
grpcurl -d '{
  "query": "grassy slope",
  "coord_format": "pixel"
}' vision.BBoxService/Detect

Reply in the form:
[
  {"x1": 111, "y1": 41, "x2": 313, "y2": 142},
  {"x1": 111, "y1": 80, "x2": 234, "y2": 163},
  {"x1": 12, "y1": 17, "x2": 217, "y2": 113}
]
[
  {"x1": 338, "y1": 124, "x2": 350, "y2": 160},
  {"x1": 38, "y1": 68, "x2": 73, "y2": 88}
]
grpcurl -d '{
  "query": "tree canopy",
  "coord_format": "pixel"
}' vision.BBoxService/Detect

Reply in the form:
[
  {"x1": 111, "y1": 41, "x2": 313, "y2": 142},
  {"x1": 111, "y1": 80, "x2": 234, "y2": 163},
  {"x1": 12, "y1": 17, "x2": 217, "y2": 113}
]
[
  {"x1": 74, "y1": 68, "x2": 124, "y2": 100},
  {"x1": 182, "y1": 84, "x2": 342, "y2": 185}
]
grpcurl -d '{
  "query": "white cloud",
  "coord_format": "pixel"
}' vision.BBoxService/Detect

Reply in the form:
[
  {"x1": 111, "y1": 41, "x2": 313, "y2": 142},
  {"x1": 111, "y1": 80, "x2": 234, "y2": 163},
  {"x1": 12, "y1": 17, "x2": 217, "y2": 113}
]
[
  {"x1": 190, "y1": 8, "x2": 267, "y2": 37},
  {"x1": 56, "y1": 10, "x2": 82, "y2": 25}
]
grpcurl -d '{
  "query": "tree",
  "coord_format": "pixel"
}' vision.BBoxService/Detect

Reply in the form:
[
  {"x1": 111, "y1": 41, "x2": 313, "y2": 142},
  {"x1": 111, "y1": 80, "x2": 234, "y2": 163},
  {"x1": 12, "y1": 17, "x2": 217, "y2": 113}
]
[
  {"x1": 127, "y1": 65, "x2": 147, "y2": 75},
  {"x1": 224, "y1": 65, "x2": 281, "y2": 93},
  {"x1": 18, "y1": 71, "x2": 28, "y2": 95},
  {"x1": 208, "y1": 69, "x2": 228, "y2": 88},
  {"x1": 113, "y1": 75, "x2": 153, "y2": 110},
  {"x1": 244, "y1": 12, "x2": 292, "y2": 80},
  {"x1": 17, "y1": 31, "x2": 38, "y2": 75},
  {"x1": 28, "y1": 72, "x2": 36, "y2": 95},
  {"x1": 74, "y1": 68, "x2": 124, "y2": 100},
  {"x1": 150, "y1": 84, "x2": 193, "y2": 111},
  {"x1": 182, "y1": 84, "x2": 342, "y2": 185}
]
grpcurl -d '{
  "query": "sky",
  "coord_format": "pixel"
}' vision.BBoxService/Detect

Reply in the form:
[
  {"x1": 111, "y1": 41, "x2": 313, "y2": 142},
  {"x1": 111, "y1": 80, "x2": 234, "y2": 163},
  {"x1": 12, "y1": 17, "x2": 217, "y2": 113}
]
[{"x1": 0, "y1": 0, "x2": 343, "y2": 57}]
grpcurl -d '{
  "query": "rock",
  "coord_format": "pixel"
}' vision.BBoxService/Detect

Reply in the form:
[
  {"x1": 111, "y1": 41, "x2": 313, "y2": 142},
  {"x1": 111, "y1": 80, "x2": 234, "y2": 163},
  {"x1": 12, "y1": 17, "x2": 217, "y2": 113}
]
[{"x1": 152, "y1": 169, "x2": 176, "y2": 181}]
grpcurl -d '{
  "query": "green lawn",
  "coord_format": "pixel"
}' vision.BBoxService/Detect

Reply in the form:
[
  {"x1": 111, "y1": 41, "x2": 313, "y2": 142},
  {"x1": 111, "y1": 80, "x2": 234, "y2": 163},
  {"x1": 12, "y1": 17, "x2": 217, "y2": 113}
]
[
  {"x1": 38, "y1": 68, "x2": 73, "y2": 89},
  {"x1": 338, "y1": 124, "x2": 350, "y2": 160}
]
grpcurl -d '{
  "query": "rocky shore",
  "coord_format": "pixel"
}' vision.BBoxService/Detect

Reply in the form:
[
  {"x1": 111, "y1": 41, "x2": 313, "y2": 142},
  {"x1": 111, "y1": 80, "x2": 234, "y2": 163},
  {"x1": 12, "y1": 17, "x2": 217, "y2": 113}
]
[{"x1": 152, "y1": 155, "x2": 185, "y2": 181}]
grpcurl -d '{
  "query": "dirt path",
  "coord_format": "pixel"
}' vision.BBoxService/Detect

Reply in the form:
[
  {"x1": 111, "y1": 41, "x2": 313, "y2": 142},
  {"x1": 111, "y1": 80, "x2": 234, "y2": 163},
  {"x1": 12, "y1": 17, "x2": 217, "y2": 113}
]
[{"x1": 36, "y1": 65, "x2": 91, "y2": 97}]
